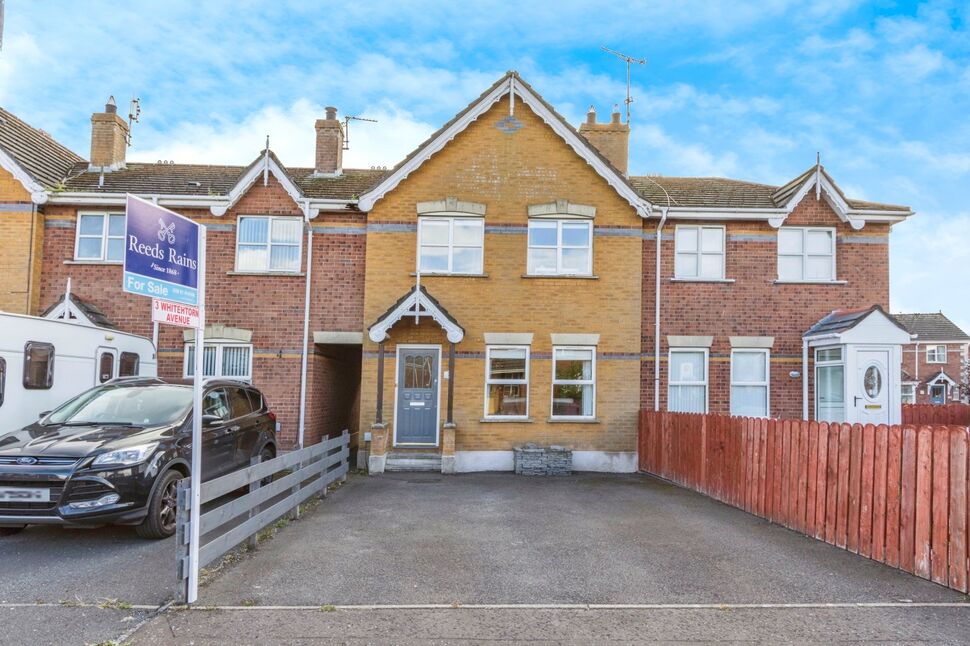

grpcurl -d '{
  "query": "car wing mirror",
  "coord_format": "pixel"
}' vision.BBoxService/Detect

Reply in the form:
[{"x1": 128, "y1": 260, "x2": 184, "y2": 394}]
[{"x1": 39, "y1": 411, "x2": 51, "y2": 418}]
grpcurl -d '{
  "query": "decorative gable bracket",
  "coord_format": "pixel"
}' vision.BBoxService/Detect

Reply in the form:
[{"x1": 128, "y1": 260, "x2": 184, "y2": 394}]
[
  {"x1": 210, "y1": 149, "x2": 317, "y2": 218},
  {"x1": 368, "y1": 286, "x2": 464, "y2": 344}
]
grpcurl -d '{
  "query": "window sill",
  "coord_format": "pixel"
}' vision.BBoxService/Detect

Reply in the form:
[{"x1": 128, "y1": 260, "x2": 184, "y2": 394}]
[
  {"x1": 773, "y1": 279, "x2": 847, "y2": 285},
  {"x1": 669, "y1": 277, "x2": 736, "y2": 283},
  {"x1": 522, "y1": 274, "x2": 598, "y2": 280},
  {"x1": 227, "y1": 271, "x2": 306, "y2": 277},
  {"x1": 480, "y1": 417, "x2": 533, "y2": 423},
  {"x1": 64, "y1": 260, "x2": 122, "y2": 265},
  {"x1": 410, "y1": 272, "x2": 488, "y2": 278},
  {"x1": 547, "y1": 417, "x2": 600, "y2": 424}
]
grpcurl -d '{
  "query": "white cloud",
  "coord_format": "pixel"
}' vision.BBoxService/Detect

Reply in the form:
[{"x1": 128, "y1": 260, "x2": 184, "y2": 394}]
[
  {"x1": 134, "y1": 99, "x2": 434, "y2": 169},
  {"x1": 891, "y1": 211, "x2": 970, "y2": 331},
  {"x1": 633, "y1": 124, "x2": 739, "y2": 177}
]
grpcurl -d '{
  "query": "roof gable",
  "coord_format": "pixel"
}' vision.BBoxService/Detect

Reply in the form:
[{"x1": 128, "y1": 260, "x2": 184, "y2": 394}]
[
  {"x1": 805, "y1": 304, "x2": 911, "y2": 343},
  {"x1": 209, "y1": 148, "x2": 311, "y2": 217},
  {"x1": 357, "y1": 72, "x2": 652, "y2": 218}
]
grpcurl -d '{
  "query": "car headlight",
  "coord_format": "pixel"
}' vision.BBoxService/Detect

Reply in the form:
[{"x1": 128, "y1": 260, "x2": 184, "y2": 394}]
[{"x1": 92, "y1": 442, "x2": 159, "y2": 467}]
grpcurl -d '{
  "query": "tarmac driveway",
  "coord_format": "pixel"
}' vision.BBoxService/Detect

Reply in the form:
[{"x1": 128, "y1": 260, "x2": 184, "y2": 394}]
[{"x1": 200, "y1": 472, "x2": 969, "y2": 606}]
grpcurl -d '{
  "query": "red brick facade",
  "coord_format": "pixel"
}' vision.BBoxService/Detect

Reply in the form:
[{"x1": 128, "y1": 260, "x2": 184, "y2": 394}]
[
  {"x1": 36, "y1": 177, "x2": 366, "y2": 449},
  {"x1": 641, "y1": 198, "x2": 891, "y2": 420},
  {"x1": 901, "y1": 342, "x2": 969, "y2": 404}
]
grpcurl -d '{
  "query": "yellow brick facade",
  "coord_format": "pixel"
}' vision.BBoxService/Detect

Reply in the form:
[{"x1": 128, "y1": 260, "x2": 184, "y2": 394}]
[
  {"x1": 359, "y1": 99, "x2": 643, "y2": 459},
  {"x1": 0, "y1": 168, "x2": 44, "y2": 314}
]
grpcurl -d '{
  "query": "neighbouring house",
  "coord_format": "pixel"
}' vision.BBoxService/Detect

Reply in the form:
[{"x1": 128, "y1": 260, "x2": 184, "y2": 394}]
[
  {"x1": 0, "y1": 72, "x2": 916, "y2": 473},
  {"x1": 893, "y1": 312, "x2": 970, "y2": 405}
]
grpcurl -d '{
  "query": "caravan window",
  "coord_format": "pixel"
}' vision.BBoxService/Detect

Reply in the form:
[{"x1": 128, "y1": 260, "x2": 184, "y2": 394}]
[
  {"x1": 119, "y1": 352, "x2": 140, "y2": 377},
  {"x1": 98, "y1": 353, "x2": 115, "y2": 383},
  {"x1": 24, "y1": 342, "x2": 54, "y2": 390}
]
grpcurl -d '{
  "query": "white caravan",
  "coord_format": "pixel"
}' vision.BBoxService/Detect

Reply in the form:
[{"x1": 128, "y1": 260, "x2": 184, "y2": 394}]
[{"x1": 0, "y1": 312, "x2": 157, "y2": 433}]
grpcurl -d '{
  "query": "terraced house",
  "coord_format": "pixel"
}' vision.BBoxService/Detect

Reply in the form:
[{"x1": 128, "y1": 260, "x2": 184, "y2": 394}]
[{"x1": 0, "y1": 72, "x2": 916, "y2": 473}]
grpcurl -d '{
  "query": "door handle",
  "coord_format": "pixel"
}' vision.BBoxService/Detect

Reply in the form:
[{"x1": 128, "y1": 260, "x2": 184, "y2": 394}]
[
  {"x1": 229, "y1": 425, "x2": 241, "y2": 433},
  {"x1": 854, "y1": 396, "x2": 861, "y2": 406}
]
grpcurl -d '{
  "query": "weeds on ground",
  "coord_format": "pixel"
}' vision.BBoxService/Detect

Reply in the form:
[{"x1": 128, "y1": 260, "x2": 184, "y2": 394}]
[
  {"x1": 240, "y1": 598, "x2": 259, "y2": 607},
  {"x1": 88, "y1": 640, "x2": 132, "y2": 646},
  {"x1": 320, "y1": 604, "x2": 336, "y2": 612},
  {"x1": 96, "y1": 598, "x2": 133, "y2": 610},
  {"x1": 59, "y1": 597, "x2": 84, "y2": 608}
]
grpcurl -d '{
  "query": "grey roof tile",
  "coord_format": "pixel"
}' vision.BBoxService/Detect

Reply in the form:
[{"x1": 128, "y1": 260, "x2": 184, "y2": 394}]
[
  {"x1": 0, "y1": 107, "x2": 85, "y2": 188},
  {"x1": 892, "y1": 313, "x2": 970, "y2": 342}
]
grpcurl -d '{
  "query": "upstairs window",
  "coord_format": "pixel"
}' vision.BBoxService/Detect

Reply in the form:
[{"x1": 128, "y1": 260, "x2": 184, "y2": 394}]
[
  {"x1": 24, "y1": 342, "x2": 54, "y2": 390},
  {"x1": 926, "y1": 345, "x2": 947, "y2": 363},
  {"x1": 236, "y1": 216, "x2": 303, "y2": 273},
  {"x1": 527, "y1": 220, "x2": 592, "y2": 276},
  {"x1": 417, "y1": 217, "x2": 484, "y2": 274},
  {"x1": 185, "y1": 342, "x2": 252, "y2": 381},
  {"x1": 75, "y1": 213, "x2": 126, "y2": 262},
  {"x1": 778, "y1": 227, "x2": 835, "y2": 282},
  {"x1": 675, "y1": 225, "x2": 725, "y2": 280}
]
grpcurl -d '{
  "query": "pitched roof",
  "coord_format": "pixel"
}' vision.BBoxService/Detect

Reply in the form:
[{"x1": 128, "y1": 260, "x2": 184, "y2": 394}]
[
  {"x1": 357, "y1": 71, "x2": 651, "y2": 216},
  {"x1": 60, "y1": 161, "x2": 388, "y2": 201},
  {"x1": 892, "y1": 313, "x2": 970, "y2": 342},
  {"x1": 631, "y1": 168, "x2": 909, "y2": 212},
  {"x1": 804, "y1": 305, "x2": 908, "y2": 337},
  {"x1": 42, "y1": 293, "x2": 116, "y2": 329},
  {"x1": 0, "y1": 107, "x2": 85, "y2": 188}
]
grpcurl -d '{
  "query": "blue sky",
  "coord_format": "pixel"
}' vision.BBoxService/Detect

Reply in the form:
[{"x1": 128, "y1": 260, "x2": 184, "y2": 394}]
[{"x1": 2, "y1": 1, "x2": 968, "y2": 329}]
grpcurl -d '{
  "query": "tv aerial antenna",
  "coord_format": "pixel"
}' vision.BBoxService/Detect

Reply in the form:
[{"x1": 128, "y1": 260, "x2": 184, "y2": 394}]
[
  {"x1": 601, "y1": 46, "x2": 646, "y2": 125},
  {"x1": 126, "y1": 97, "x2": 141, "y2": 146},
  {"x1": 342, "y1": 115, "x2": 378, "y2": 151}
]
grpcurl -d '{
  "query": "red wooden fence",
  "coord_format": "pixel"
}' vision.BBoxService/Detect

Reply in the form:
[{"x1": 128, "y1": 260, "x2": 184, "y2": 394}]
[
  {"x1": 638, "y1": 411, "x2": 970, "y2": 594},
  {"x1": 903, "y1": 403, "x2": 970, "y2": 426}
]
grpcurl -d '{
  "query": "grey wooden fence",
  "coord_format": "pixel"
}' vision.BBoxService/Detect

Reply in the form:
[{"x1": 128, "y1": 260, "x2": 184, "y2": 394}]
[{"x1": 176, "y1": 431, "x2": 350, "y2": 600}]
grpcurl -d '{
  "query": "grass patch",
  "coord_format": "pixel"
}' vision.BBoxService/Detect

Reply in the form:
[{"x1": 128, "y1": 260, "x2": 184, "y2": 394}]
[{"x1": 320, "y1": 604, "x2": 336, "y2": 612}]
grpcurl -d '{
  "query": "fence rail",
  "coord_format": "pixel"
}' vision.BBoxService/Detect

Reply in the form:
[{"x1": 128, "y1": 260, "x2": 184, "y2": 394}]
[
  {"x1": 638, "y1": 411, "x2": 970, "y2": 594},
  {"x1": 903, "y1": 403, "x2": 970, "y2": 426},
  {"x1": 176, "y1": 431, "x2": 350, "y2": 599}
]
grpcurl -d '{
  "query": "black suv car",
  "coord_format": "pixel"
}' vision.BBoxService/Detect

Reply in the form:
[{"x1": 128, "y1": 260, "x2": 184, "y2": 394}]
[{"x1": 0, "y1": 377, "x2": 278, "y2": 538}]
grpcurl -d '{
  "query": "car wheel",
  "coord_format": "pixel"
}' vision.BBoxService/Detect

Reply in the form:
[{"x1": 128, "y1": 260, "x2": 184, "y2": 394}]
[
  {"x1": 135, "y1": 470, "x2": 182, "y2": 539},
  {"x1": 258, "y1": 446, "x2": 276, "y2": 487},
  {"x1": 0, "y1": 526, "x2": 25, "y2": 537}
]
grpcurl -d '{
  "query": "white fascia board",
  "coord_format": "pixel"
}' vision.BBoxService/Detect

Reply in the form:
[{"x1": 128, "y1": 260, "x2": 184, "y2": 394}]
[
  {"x1": 210, "y1": 153, "x2": 305, "y2": 216},
  {"x1": 0, "y1": 148, "x2": 49, "y2": 204},
  {"x1": 48, "y1": 192, "x2": 226, "y2": 208},
  {"x1": 357, "y1": 77, "x2": 653, "y2": 218}
]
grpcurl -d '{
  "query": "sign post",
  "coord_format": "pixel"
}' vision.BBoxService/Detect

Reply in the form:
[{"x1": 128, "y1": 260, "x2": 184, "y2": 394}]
[{"x1": 123, "y1": 194, "x2": 205, "y2": 604}]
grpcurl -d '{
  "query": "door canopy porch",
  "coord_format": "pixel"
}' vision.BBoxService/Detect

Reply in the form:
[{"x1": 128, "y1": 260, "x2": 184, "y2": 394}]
[{"x1": 368, "y1": 285, "x2": 464, "y2": 344}]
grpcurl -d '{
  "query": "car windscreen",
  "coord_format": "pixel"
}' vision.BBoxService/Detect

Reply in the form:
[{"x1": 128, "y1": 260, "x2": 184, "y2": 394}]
[{"x1": 45, "y1": 385, "x2": 193, "y2": 426}]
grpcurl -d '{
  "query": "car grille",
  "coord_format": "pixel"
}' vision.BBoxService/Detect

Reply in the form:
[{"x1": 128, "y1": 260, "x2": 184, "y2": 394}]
[
  {"x1": 0, "y1": 479, "x2": 63, "y2": 516},
  {"x1": 65, "y1": 481, "x2": 115, "y2": 503},
  {"x1": 0, "y1": 456, "x2": 79, "y2": 466}
]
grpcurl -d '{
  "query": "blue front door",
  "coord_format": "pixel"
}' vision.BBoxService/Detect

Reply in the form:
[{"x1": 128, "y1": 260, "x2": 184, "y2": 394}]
[
  {"x1": 396, "y1": 347, "x2": 439, "y2": 445},
  {"x1": 930, "y1": 384, "x2": 946, "y2": 404}
]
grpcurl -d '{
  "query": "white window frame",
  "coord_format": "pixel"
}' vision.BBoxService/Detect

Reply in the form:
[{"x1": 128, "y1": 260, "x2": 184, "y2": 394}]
[
  {"x1": 183, "y1": 341, "x2": 254, "y2": 382},
  {"x1": 674, "y1": 225, "x2": 725, "y2": 280},
  {"x1": 74, "y1": 211, "x2": 126, "y2": 262},
  {"x1": 550, "y1": 346, "x2": 596, "y2": 419},
  {"x1": 926, "y1": 345, "x2": 947, "y2": 364},
  {"x1": 730, "y1": 348, "x2": 770, "y2": 417},
  {"x1": 668, "y1": 348, "x2": 709, "y2": 413},
  {"x1": 901, "y1": 383, "x2": 916, "y2": 405},
  {"x1": 777, "y1": 226, "x2": 837, "y2": 282},
  {"x1": 527, "y1": 219, "x2": 593, "y2": 276},
  {"x1": 234, "y1": 215, "x2": 304, "y2": 273},
  {"x1": 814, "y1": 345, "x2": 846, "y2": 423},
  {"x1": 483, "y1": 345, "x2": 530, "y2": 419},
  {"x1": 416, "y1": 216, "x2": 485, "y2": 275}
]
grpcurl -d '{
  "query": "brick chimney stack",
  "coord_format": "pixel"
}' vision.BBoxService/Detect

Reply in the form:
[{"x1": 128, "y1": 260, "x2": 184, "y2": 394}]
[
  {"x1": 578, "y1": 104, "x2": 630, "y2": 175},
  {"x1": 89, "y1": 96, "x2": 129, "y2": 170},
  {"x1": 314, "y1": 107, "x2": 344, "y2": 176}
]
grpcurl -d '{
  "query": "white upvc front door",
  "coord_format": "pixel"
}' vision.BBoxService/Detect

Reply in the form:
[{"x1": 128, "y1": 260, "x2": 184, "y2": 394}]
[{"x1": 853, "y1": 348, "x2": 891, "y2": 425}]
